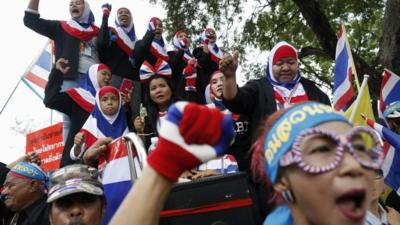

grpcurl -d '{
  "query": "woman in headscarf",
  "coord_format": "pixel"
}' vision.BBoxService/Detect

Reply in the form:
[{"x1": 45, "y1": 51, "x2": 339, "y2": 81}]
[
  {"x1": 97, "y1": 4, "x2": 141, "y2": 125},
  {"x1": 192, "y1": 28, "x2": 224, "y2": 103},
  {"x1": 24, "y1": 0, "x2": 100, "y2": 149},
  {"x1": 167, "y1": 31, "x2": 200, "y2": 102},
  {"x1": 72, "y1": 86, "x2": 130, "y2": 225},
  {"x1": 221, "y1": 41, "x2": 330, "y2": 142},
  {"x1": 72, "y1": 86, "x2": 128, "y2": 161},
  {"x1": 134, "y1": 17, "x2": 169, "y2": 68},
  {"x1": 44, "y1": 58, "x2": 112, "y2": 167}
]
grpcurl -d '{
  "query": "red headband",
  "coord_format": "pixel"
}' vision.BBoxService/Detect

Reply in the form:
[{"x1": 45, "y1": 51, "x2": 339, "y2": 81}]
[
  {"x1": 99, "y1": 86, "x2": 119, "y2": 99},
  {"x1": 98, "y1": 64, "x2": 110, "y2": 72},
  {"x1": 175, "y1": 30, "x2": 187, "y2": 38},
  {"x1": 272, "y1": 45, "x2": 297, "y2": 64},
  {"x1": 150, "y1": 17, "x2": 161, "y2": 24}
]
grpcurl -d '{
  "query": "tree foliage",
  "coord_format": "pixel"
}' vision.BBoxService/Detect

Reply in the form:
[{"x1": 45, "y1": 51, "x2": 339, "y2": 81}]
[{"x1": 152, "y1": 0, "x2": 397, "y2": 102}]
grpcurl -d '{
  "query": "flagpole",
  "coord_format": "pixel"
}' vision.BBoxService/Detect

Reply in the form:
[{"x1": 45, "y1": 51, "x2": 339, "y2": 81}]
[
  {"x1": 0, "y1": 79, "x2": 23, "y2": 115},
  {"x1": 349, "y1": 74, "x2": 369, "y2": 123}
]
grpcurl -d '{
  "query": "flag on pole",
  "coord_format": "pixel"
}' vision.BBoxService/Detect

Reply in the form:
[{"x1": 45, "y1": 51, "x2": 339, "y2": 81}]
[
  {"x1": 98, "y1": 137, "x2": 134, "y2": 225},
  {"x1": 333, "y1": 25, "x2": 359, "y2": 111},
  {"x1": 366, "y1": 118, "x2": 400, "y2": 195},
  {"x1": 344, "y1": 75, "x2": 375, "y2": 126},
  {"x1": 378, "y1": 69, "x2": 400, "y2": 120},
  {"x1": 21, "y1": 40, "x2": 53, "y2": 99}
]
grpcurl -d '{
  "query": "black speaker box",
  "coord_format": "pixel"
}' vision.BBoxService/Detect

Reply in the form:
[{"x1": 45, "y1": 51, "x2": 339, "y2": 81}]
[{"x1": 159, "y1": 172, "x2": 262, "y2": 225}]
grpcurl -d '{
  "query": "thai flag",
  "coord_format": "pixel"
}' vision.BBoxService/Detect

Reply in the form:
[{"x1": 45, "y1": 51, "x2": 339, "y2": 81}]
[
  {"x1": 98, "y1": 137, "x2": 137, "y2": 225},
  {"x1": 21, "y1": 40, "x2": 53, "y2": 99},
  {"x1": 366, "y1": 118, "x2": 400, "y2": 195},
  {"x1": 333, "y1": 25, "x2": 355, "y2": 111},
  {"x1": 378, "y1": 69, "x2": 400, "y2": 119}
]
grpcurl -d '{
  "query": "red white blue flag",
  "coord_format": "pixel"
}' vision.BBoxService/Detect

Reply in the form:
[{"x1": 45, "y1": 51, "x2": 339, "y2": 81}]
[
  {"x1": 98, "y1": 137, "x2": 134, "y2": 225},
  {"x1": 378, "y1": 69, "x2": 400, "y2": 119},
  {"x1": 366, "y1": 118, "x2": 400, "y2": 195},
  {"x1": 22, "y1": 41, "x2": 53, "y2": 99},
  {"x1": 333, "y1": 25, "x2": 356, "y2": 111}
]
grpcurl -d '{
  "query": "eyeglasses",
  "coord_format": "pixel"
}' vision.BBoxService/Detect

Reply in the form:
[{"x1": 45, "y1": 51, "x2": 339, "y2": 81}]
[{"x1": 280, "y1": 126, "x2": 384, "y2": 174}]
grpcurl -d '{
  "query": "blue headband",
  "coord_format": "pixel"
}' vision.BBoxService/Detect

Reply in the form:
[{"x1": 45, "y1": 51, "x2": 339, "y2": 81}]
[
  {"x1": 263, "y1": 102, "x2": 349, "y2": 184},
  {"x1": 9, "y1": 162, "x2": 49, "y2": 187}
]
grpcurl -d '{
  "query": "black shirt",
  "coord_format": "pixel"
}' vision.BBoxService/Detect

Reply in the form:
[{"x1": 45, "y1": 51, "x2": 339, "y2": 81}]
[{"x1": 7, "y1": 195, "x2": 50, "y2": 225}]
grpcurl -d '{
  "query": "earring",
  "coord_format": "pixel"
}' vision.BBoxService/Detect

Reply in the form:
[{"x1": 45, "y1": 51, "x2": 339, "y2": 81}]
[{"x1": 281, "y1": 190, "x2": 295, "y2": 203}]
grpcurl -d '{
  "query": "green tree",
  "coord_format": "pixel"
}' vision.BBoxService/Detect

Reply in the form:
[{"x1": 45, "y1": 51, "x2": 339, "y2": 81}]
[{"x1": 153, "y1": 0, "x2": 399, "y2": 103}]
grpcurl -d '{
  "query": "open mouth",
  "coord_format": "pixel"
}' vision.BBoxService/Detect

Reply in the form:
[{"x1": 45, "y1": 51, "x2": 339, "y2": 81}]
[
  {"x1": 336, "y1": 189, "x2": 366, "y2": 222},
  {"x1": 119, "y1": 17, "x2": 128, "y2": 23},
  {"x1": 71, "y1": 8, "x2": 80, "y2": 14}
]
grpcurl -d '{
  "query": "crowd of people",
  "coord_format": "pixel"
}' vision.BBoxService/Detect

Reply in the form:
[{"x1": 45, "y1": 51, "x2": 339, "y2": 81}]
[{"x1": 1, "y1": 0, "x2": 400, "y2": 224}]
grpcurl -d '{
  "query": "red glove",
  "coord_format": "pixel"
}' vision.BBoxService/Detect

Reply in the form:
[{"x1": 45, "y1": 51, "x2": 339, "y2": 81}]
[
  {"x1": 147, "y1": 102, "x2": 235, "y2": 182},
  {"x1": 102, "y1": 3, "x2": 111, "y2": 16}
]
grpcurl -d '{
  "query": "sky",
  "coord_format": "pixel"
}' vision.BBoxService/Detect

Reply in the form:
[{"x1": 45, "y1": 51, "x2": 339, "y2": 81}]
[{"x1": 0, "y1": 1, "x2": 165, "y2": 164}]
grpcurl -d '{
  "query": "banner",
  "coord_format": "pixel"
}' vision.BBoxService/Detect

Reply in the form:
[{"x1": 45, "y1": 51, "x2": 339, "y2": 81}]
[{"x1": 26, "y1": 122, "x2": 63, "y2": 172}]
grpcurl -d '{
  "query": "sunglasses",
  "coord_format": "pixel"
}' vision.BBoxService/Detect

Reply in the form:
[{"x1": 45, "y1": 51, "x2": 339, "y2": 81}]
[{"x1": 280, "y1": 126, "x2": 384, "y2": 174}]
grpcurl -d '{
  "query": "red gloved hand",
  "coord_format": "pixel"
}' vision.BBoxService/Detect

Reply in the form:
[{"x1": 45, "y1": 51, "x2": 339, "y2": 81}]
[
  {"x1": 102, "y1": 3, "x2": 111, "y2": 16},
  {"x1": 147, "y1": 102, "x2": 235, "y2": 182}
]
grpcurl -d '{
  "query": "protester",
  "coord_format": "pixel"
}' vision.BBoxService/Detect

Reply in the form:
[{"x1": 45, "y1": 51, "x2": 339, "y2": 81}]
[
  {"x1": 134, "y1": 17, "x2": 174, "y2": 112},
  {"x1": 134, "y1": 62, "x2": 176, "y2": 151},
  {"x1": 110, "y1": 101, "x2": 235, "y2": 225},
  {"x1": 47, "y1": 164, "x2": 106, "y2": 225},
  {"x1": 381, "y1": 101, "x2": 400, "y2": 213},
  {"x1": 135, "y1": 17, "x2": 169, "y2": 67},
  {"x1": 72, "y1": 86, "x2": 129, "y2": 163},
  {"x1": 168, "y1": 31, "x2": 199, "y2": 102},
  {"x1": 0, "y1": 153, "x2": 41, "y2": 225},
  {"x1": 44, "y1": 58, "x2": 112, "y2": 167},
  {"x1": 383, "y1": 101, "x2": 400, "y2": 133},
  {"x1": 366, "y1": 169, "x2": 400, "y2": 225},
  {"x1": 24, "y1": 0, "x2": 100, "y2": 144},
  {"x1": 193, "y1": 28, "x2": 224, "y2": 103},
  {"x1": 207, "y1": 70, "x2": 251, "y2": 171},
  {"x1": 97, "y1": 4, "x2": 141, "y2": 124},
  {"x1": 1, "y1": 162, "x2": 49, "y2": 225},
  {"x1": 71, "y1": 86, "x2": 130, "y2": 224},
  {"x1": 221, "y1": 41, "x2": 331, "y2": 141},
  {"x1": 250, "y1": 102, "x2": 383, "y2": 225}
]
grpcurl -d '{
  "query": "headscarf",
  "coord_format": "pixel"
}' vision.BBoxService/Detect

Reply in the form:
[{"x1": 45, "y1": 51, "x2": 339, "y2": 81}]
[
  {"x1": 67, "y1": 64, "x2": 110, "y2": 113},
  {"x1": 173, "y1": 31, "x2": 193, "y2": 62},
  {"x1": 111, "y1": 7, "x2": 137, "y2": 57},
  {"x1": 61, "y1": 0, "x2": 99, "y2": 40},
  {"x1": 8, "y1": 162, "x2": 49, "y2": 189},
  {"x1": 139, "y1": 58, "x2": 172, "y2": 83},
  {"x1": 262, "y1": 102, "x2": 349, "y2": 225},
  {"x1": 148, "y1": 17, "x2": 170, "y2": 61},
  {"x1": 266, "y1": 41, "x2": 307, "y2": 109},
  {"x1": 200, "y1": 28, "x2": 223, "y2": 64},
  {"x1": 79, "y1": 86, "x2": 129, "y2": 151}
]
